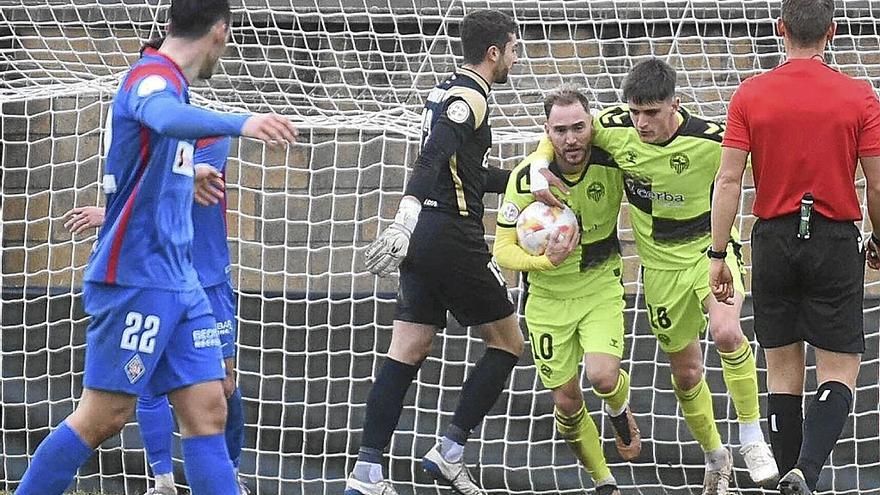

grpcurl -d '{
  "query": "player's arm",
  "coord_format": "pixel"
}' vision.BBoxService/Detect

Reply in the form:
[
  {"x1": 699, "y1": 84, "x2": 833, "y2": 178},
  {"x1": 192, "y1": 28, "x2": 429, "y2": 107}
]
[
  {"x1": 857, "y1": 83, "x2": 880, "y2": 268},
  {"x1": 485, "y1": 166, "x2": 511, "y2": 194},
  {"x1": 494, "y1": 164, "x2": 576, "y2": 271},
  {"x1": 192, "y1": 138, "x2": 231, "y2": 206},
  {"x1": 64, "y1": 206, "x2": 106, "y2": 234},
  {"x1": 528, "y1": 108, "x2": 622, "y2": 205},
  {"x1": 524, "y1": 137, "x2": 568, "y2": 207},
  {"x1": 494, "y1": 225, "x2": 570, "y2": 271},
  {"x1": 709, "y1": 88, "x2": 750, "y2": 302},
  {"x1": 364, "y1": 97, "x2": 475, "y2": 276},
  {"x1": 128, "y1": 74, "x2": 297, "y2": 144}
]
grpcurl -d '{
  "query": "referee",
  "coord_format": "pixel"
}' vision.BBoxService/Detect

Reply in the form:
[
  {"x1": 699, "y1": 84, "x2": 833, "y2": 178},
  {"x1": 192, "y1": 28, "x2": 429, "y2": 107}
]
[
  {"x1": 709, "y1": 1, "x2": 880, "y2": 494},
  {"x1": 708, "y1": 0, "x2": 880, "y2": 495}
]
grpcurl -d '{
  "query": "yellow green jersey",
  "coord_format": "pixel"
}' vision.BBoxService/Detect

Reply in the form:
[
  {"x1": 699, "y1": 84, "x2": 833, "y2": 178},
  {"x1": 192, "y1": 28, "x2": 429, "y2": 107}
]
[
  {"x1": 536, "y1": 104, "x2": 728, "y2": 270},
  {"x1": 494, "y1": 147, "x2": 624, "y2": 300}
]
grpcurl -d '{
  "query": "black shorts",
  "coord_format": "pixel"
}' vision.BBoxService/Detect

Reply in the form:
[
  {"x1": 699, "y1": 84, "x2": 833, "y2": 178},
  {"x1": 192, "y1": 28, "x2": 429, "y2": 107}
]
[
  {"x1": 751, "y1": 212, "x2": 865, "y2": 353},
  {"x1": 395, "y1": 211, "x2": 515, "y2": 328}
]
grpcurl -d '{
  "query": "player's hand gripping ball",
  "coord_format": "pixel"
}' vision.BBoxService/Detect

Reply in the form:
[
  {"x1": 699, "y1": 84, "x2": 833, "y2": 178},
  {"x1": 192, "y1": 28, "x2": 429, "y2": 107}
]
[{"x1": 516, "y1": 202, "x2": 579, "y2": 255}]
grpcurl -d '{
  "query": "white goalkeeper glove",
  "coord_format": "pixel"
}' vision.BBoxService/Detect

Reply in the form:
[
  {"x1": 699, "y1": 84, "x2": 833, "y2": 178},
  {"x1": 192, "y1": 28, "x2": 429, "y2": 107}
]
[{"x1": 364, "y1": 196, "x2": 421, "y2": 277}]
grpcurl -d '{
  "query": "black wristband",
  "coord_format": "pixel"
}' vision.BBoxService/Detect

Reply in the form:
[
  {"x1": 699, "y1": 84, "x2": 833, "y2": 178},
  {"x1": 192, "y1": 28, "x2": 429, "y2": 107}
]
[{"x1": 706, "y1": 248, "x2": 727, "y2": 260}]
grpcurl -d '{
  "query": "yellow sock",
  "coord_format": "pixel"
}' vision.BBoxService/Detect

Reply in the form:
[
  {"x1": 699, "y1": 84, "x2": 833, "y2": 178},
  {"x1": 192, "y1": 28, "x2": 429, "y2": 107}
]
[
  {"x1": 594, "y1": 369, "x2": 630, "y2": 415},
  {"x1": 672, "y1": 376, "x2": 722, "y2": 452},
  {"x1": 555, "y1": 405, "x2": 611, "y2": 482},
  {"x1": 718, "y1": 340, "x2": 761, "y2": 424}
]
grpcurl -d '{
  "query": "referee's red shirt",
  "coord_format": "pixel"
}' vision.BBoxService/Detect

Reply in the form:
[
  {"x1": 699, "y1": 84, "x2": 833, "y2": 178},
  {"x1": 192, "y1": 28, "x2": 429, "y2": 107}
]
[{"x1": 723, "y1": 58, "x2": 880, "y2": 221}]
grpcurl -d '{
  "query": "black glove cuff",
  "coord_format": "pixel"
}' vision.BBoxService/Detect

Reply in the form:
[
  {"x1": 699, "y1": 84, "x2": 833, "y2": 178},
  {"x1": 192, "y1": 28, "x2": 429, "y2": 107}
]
[{"x1": 706, "y1": 248, "x2": 728, "y2": 260}]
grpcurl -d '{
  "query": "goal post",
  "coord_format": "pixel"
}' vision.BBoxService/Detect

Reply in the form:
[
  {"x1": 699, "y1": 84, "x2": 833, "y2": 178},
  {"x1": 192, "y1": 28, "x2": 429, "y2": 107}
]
[{"x1": 2, "y1": 1, "x2": 879, "y2": 494}]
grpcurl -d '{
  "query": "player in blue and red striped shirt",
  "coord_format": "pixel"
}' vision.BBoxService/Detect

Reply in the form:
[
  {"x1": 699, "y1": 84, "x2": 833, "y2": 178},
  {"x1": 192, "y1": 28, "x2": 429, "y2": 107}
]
[
  {"x1": 65, "y1": 136, "x2": 247, "y2": 495},
  {"x1": 14, "y1": 2, "x2": 297, "y2": 494}
]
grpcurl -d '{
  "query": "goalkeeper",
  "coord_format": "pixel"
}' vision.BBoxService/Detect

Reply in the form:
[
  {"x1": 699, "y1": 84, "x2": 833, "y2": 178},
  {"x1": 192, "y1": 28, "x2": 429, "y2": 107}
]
[
  {"x1": 494, "y1": 85, "x2": 639, "y2": 495},
  {"x1": 528, "y1": 59, "x2": 776, "y2": 495},
  {"x1": 350, "y1": 10, "x2": 522, "y2": 495}
]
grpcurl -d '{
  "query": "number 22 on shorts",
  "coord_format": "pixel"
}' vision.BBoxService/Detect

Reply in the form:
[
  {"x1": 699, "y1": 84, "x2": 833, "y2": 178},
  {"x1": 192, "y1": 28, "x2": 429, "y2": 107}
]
[{"x1": 120, "y1": 311, "x2": 161, "y2": 354}]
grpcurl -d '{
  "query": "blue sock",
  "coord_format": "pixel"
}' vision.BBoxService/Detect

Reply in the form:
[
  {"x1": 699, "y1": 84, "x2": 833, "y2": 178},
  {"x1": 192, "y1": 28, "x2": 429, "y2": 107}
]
[
  {"x1": 181, "y1": 434, "x2": 237, "y2": 495},
  {"x1": 225, "y1": 388, "x2": 244, "y2": 469},
  {"x1": 15, "y1": 421, "x2": 94, "y2": 495},
  {"x1": 137, "y1": 395, "x2": 175, "y2": 476}
]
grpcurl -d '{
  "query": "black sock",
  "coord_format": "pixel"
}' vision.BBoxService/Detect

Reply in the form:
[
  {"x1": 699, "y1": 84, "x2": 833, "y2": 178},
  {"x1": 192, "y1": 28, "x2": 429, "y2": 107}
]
[
  {"x1": 358, "y1": 358, "x2": 421, "y2": 462},
  {"x1": 609, "y1": 411, "x2": 632, "y2": 445},
  {"x1": 449, "y1": 348, "x2": 519, "y2": 437},
  {"x1": 768, "y1": 393, "x2": 803, "y2": 476},
  {"x1": 797, "y1": 381, "x2": 853, "y2": 490}
]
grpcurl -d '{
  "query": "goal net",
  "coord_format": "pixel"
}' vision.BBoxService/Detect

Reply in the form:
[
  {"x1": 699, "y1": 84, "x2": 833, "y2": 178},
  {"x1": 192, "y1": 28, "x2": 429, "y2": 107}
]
[{"x1": 2, "y1": 1, "x2": 879, "y2": 494}]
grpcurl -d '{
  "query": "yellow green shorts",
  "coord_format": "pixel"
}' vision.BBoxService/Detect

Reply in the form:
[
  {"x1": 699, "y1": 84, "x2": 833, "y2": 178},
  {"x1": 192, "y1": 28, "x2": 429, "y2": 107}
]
[
  {"x1": 525, "y1": 283, "x2": 625, "y2": 390},
  {"x1": 642, "y1": 242, "x2": 745, "y2": 354}
]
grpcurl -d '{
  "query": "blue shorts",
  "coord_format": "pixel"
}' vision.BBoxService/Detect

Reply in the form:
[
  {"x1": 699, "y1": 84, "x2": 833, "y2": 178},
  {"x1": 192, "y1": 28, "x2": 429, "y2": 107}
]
[
  {"x1": 204, "y1": 280, "x2": 237, "y2": 359},
  {"x1": 82, "y1": 282, "x2": 225, "y2": 396}
]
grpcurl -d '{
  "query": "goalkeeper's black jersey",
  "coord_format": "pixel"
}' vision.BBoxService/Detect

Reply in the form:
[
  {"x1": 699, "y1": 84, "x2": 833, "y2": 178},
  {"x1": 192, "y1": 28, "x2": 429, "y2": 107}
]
[{"x1": 413, "y1": 67, "x2": 494, "y2": 220}]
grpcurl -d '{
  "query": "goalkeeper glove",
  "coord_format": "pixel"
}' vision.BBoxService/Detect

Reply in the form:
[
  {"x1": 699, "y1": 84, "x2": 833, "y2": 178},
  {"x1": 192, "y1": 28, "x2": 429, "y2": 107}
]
[{"x1": 364, "y1": 196, "x2": 421, "y2": 277}]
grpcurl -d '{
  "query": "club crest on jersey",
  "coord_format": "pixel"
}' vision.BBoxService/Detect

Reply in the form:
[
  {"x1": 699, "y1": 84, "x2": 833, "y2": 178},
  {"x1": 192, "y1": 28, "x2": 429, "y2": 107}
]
[
  {"x1": 669, "y1": 153, "x2": 690, "y2": 174},
  {"x1": 125, "y1": 354, "x2": 146, "y2": 384},
  {"x1": 500, "y1": 201, "x2": 520, "y2": 223},
  {"x1": 587, "y1": 181, "x2": 605, "y2": 202},
  {"x1": 172, "y1": 141, "x2": 195, "y2": 177},
  {"x1": 446, "y1": 100, "x2": 471, "y2": 124}
]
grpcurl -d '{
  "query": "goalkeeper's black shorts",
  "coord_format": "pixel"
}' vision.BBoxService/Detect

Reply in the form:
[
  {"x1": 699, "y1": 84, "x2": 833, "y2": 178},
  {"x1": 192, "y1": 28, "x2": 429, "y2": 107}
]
[
  {"x1": 395, "y1": 210, "x2": 515, "y2": 328},
  {"x1": 751, "y1": 212, "x2": 865, "y2": 354}
]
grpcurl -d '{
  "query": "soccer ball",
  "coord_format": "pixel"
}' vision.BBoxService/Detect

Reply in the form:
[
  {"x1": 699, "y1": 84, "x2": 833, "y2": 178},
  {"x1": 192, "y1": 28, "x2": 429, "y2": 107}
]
[{"x1": 515, "y1": 202, "x2": 579, "y2": 256}]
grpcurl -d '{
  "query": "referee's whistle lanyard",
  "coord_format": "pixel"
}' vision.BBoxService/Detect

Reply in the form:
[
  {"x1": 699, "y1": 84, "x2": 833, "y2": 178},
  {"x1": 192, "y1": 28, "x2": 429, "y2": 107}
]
[{"x1": 797, "y1": 193, "x2": 814, "y2": 240}]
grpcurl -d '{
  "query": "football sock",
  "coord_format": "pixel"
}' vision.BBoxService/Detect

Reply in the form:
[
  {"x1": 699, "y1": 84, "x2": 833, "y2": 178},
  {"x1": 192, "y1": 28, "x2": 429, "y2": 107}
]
[
  {"x1": 154, "y1": 472, "x2": 176, "y2": 492},
  {"x1": 555, "y1": 405, "x2": 611, "y2": 482},
  {"x1": 738, "y1": 420, "x2": 764, "y2": 447},
  {"x1": 718, "y1": 340, "x2": 761, "y2": 425},
  {"x1": 596, "y1": 369, "x2": 632, "y2": 444},
  {"x1": 673, "y1": 376, "x2": 722, "y2": 453},
  {"x1": 137, "y1": 394, "x2": 175, "y2": 477},
  {"x1": 440, "y1": 425, "x2": 467, "y2": 462},
  {"x1": 225, "y1": 388, "x2": 244, "y2": 469},
  {"x1": 181, "y1": 434, "x2": 237, "y2": 495},
  {"x1": 449, "y1": 348, "x2": 518, "y2": 439},
  {"x1": 14, "y1": 420, "x2": 94, "y2": 495},
  {"x1": 768, "y1": 393, "x2": 803, "y2": 476},
  {"x1": 797, "y1": 381, "x2": 852, "y2": 490},
  {"x1": 597, "y1": 369, "x2": 630, "y2": 416},
  {"x1": 359, "y1": 358, "x2": 421, "y2": 457},
  {"x1": 352, "y1": 459, "x2": 384, "y2": 484}
]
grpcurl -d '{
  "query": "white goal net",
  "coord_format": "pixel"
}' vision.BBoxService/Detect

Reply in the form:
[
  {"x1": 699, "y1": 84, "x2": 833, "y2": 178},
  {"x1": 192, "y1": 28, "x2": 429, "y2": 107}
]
[{"x1": 1, "y1": 1, "x2": 879, "y2": 494}]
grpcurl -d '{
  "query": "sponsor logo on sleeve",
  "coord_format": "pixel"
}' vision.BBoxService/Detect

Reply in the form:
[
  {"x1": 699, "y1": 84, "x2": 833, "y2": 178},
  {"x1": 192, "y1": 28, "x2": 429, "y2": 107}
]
[
  {"x1": 136, "y1": 74, "x2": 168, "y2": 97},
  {"x1": 500, "y1": 201, "x2": 520, "y2": 223},
  {"x1": 446, "y1": 100, "x2": 471, "y2": 124}
]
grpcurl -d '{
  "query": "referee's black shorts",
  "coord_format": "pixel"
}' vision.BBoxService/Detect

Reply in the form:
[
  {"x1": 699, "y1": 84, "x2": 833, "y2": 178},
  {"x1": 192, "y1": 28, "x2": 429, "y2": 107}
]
[
  {"x1": 396, "y1": 210, "x2": 515, "y2": 328},
  {"x1": 751, "y1": 212, "x2": 865, "y2": 354}
]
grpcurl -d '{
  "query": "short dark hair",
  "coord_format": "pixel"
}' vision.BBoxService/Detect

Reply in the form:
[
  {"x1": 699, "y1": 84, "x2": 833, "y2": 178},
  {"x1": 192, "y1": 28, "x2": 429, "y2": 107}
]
[
  {"x1": 460, "y1": 10, "x2": 517, "y2": 65},
  {"x1": 544, "y1": 84, "x2": 591, "y2": 118},
  {"x1": 168, "y1": 0, "x2": 231, "y2": 39},
  {"x1": 781, "y1": 0, "x2": 835, "y2": 47},
  {"x1": 140, "y1": 37, "x2": 165, "y2": 54},
  {"x1": 622, "y1": 58, "x2": 677, "y2": 105}
]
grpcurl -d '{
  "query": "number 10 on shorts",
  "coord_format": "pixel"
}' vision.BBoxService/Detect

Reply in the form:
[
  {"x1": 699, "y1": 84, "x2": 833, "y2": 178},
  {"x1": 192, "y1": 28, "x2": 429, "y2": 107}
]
[{"x1": 121, "y1": 311, "x2": 160, "y2": 354}]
